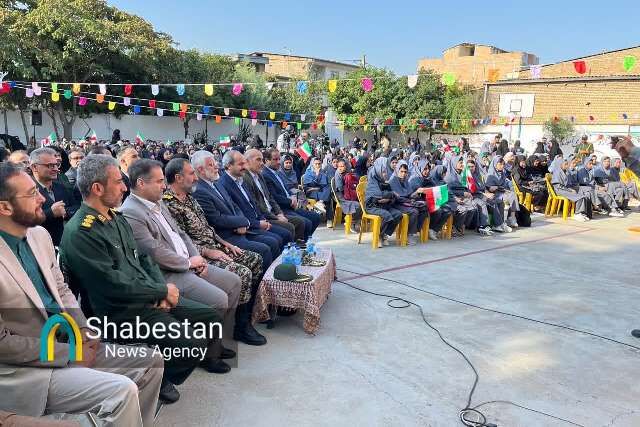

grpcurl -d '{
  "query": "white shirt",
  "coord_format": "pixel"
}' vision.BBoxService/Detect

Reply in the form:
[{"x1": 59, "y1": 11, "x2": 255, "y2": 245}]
[{"x1": 132, "y1": 194, "x2": 190, "y2": 259}]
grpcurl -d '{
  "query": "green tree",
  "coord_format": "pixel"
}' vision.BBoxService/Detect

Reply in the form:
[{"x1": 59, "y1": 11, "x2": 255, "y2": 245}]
[{"x1": 543, "y1": 117, "x2": 575, "y2": 142}]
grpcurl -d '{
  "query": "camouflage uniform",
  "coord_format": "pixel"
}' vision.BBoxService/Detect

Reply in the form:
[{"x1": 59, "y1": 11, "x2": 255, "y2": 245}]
[{"x1": 163, "y1": 189, "x2": 262, "y2": 304}]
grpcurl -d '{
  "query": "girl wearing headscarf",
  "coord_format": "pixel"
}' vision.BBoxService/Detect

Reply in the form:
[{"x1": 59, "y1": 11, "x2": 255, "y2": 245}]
[
  {"x1": 386, "y1": 152, "x2": 399, "y2": 179},
  {"x1": 365, "y1": 157, "x2": 403, "y2": 247},
  {"x1": 465, "y1": 156, "x2": 506, "y2": 233},
  {"x1": 442, "y1": 155, "x2": 486, "y2": 236},
  {"x1": 408, "y1": 152, "x2": 421, "y2": 177},
  {"x1": 534, "y1": 140, "x2": 546, "y2": 154},
  {"x1": 485, "y1": 156, "x2": 520, "y2": 229},
  {"x1": 303, "y1": 157, "x2": 332, "y2": 216},
  {"x1": 497, "y1": 139, "x2": 510, "y2": 156},
  {"x1": 548, "y1": 139, "x2": 562, "y2": 159},
  {"x1": 388, "y1": 160, "x2": 429, "y2": 245},
  {"x1": 334, "y1": 158, "x2": 362, "y2": 232},
  {"x1": 548, "y1": 155, "x2": 564, "y2": 174},
  {"x1": 278, "y1": 154, "x2": 300, "y2": 191},
  {"x1": 323, "y1": 155, "x2": 339, "y2": 179},
  {"x1": 157, "y1": 147, "x2": 174, "y2": 170},
  {"x1": 408, "y1": 161, "x2": 452, "y2": 239},
  {"x1": 551, "y1": 158, "x2": 592, "y2": 221},
  {"x1": 502, "y1": 152, "x2": 516, "y2": 179},
  {"x1": 515, "y1": 155, "x2": 548, "y2": 210},
  {"x1": 354, "y1": 153, "x2": 370, "y2": 179},
  {"x1": 593, "y1": 156, "x2": 635, "y2": 210},
  {"x1": 576, "y1": 157, "x2": 623, "y2": 217}
]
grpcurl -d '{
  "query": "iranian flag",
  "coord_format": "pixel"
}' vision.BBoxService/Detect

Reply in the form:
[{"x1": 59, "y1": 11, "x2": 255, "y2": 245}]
[
  {"x1": 88, "y1": 130, "x2": 98, "y2": 144},
  {"x1": 135, "y1": 132, "x2": 145, "y2": 145},
  {"x1": 424, "y1": 185, "x2": 449, "y2": 213},
  {"x1": 219, "y1": 135, "x2": 231, "y2": 148},
  {"x1": 41, "y1": 132, "x2": 57, "y2": 146},
  {"x1": 460, "y1": 164, "x2": 477, "y2": 193},
  {"x1": 296, "y1": 141, "x2": 312, "y2": 161}
]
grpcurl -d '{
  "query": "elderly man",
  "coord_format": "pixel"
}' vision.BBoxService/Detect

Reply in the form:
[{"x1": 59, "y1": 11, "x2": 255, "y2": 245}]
[
  {"x1": 262, "y1": 148, "x2": 320, "y2": 240},
  {"x1": 120, "y1": 159, "x2": 241, "y2": 372},
  {"x1": 217, "y1": 150, "x2": 292, "y2": 254},
  {"x1": 65, "y1": 148, "x2": 85, "y2": 186},
  {"x1": 60, "y1": 155, "x2": 224, "y2": 403},
  {"x1": 29, "y1": 148, "x2": 79, "y2": 246},
  {"x1": 163, "y1": 158, "x2": 266, "y2": 346},
  {"x1": 7, "y1": 150, "x2": 31, "y2": 171},
  {"x1": 191, "y1": 150, "x2": 274, "y2": 271},
  {"x1": 243, "y1": 149, "x2": 306, "y2": 244},
  {"x1": 0, "y1": 162, "x2": 163, "y2": 425},
  {"x1": 117, "y1": 146, "x2": 140, "y2": 201}
]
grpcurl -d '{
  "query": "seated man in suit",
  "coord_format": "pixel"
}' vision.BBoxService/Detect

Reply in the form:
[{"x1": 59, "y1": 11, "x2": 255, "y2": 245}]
[
  {"x1": 191, "y1": 150, "x2": 273, "y2": 271},
  {"x1": 243, "y1": 149, "x2": 306, "y2": 244},
  {"x1": 0, "y1": 162, "x2": 163, "y2": 425},
  {"x1": 218, "y1": 150, "x2": 292, "y2": 253},
  {"x1": 163, "y1": 158, "x2": 266, "y2": 346},
  {"x1": 29, "y1": 148, "x2": 79, "y2": 246},
  {"x1": 117, "y1": 146, "x2": 140, "y2": 201},
  {"x1": 60, "y1": 155, "x2": 224, "y2": 404},
  {"x1": 262, "y1": 148, "x2": 320, "y2": 240},
  {"x1": 121, "y1": 159, "x2": 241, "y2": 373}
]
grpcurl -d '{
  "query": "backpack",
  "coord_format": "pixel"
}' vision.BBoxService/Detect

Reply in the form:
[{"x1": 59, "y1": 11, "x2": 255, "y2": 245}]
[
  {"x1": 515, "y1": 203, "x2": 531, "y2": 227},
  {"x1": 343, "y1": 173, "x2": 359, "y2": 201}
]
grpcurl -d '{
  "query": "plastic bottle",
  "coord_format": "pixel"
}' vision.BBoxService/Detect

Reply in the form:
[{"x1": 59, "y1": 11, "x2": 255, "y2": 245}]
[{"x1": 307, "y1": 239, "x2": 316, "y2": 256}]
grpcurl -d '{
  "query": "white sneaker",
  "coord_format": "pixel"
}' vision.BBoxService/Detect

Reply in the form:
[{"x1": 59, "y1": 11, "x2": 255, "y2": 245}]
[
  {"x1": 479, "y1": 226, "x2": 493, "y2": 236},
  {"x1": 382, "y1": 235, "x2": 390, "y2": 246},
  {"x1": 573, "y1": 213, "x2": 588, "y2": 222},
  {"x1": 314, "y1": 201, "x2": 326, "y2": 214},
  {"x1": 507, "y1": 217, "x2": 519, "y2": 228},
  {"x1": 609, "y1": 210, "x2": 624, "y2": 218},
  {"x1": 491, "y1": 225, "x2": 505, "y2": 233},
  {"x1": 428, "y1": 229, "x2": 438, "y2": 240},
  {"x1": 503, "y1": 223, "x2": 513, "y2": 233}
]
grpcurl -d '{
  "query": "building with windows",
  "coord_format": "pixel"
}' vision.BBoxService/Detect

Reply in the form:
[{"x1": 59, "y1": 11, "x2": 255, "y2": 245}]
[{"x1": 245, "y1": 52, "x2": 361, "y2": 80}]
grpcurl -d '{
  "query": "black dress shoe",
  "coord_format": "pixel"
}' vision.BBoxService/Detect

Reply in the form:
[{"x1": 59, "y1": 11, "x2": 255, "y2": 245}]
[
  {"x1": 631, "y1": 329, "x2": 640, "y2": 338},
  {"x1": 234, "y1": 325, "x2": 267, "y2": 346},
  {"x1": 221, "y1": 347, "x2": 236, "y2": 359},
  {"x1": 200, "y1": 359, "x2": 231, "y2": 374},
  {"x1": 159, "y1": 380, "x2": 180, "y2": 403}
]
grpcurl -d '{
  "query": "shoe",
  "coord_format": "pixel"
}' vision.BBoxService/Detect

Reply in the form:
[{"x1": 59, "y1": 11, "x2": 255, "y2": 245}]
[
  {"x1": 632, "y1": 329, "x2": 640, "y2": 338},
  {"x1": 326, "y1": 220, "x2": 333, "y2": 228},
  {"x1": 479, "y1": 226, "x2": 493, "y2": 236},
  {"x1": 159, "y1": 380, "x2": 180, "y2": 403},
  {"x1": 491, "y1": 225, "x2": 504, "y2": 233},
  {"x1": 201, "y1": 359, "x2": 231, "y2": 374},
  {"x1": 221, "y1": 347, "x2": 237, "y2": 359},
  {"x1": 314, "y1": 201, "x2": 326, "y2": 214},
  {"x1": 573, "y1": 213, "x2": 588, "y2": 222},
  {"x1": 407, "y1": 235, "x2": 418, "y2": 246},
  {"x1": 234, "y1": 325, "x2": 267, "y2": 346},
  {"x1": 503, "y1": 223, "x2": 513, "y2": 233},
  {"x1": 350, "y1": 224, "x2": 359, "y2": 234},
  {"x1": 428, "y1": 229, "x2": 438, "y2": 240},
  {"x1": 382, "y1": 235, "x2": 390, "y2": 246},
  {"x1": 609, "y1": 210, "x2": 624, "y2": 218}
]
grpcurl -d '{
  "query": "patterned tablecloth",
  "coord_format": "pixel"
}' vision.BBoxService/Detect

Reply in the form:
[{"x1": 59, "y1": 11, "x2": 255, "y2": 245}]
[{"x1": 251, "y1": 248, "x2": 336, "y2": 334}]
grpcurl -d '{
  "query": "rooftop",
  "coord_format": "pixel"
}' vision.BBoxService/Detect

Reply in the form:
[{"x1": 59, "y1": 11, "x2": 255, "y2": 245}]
[{"x1": 247, "y1": 52, "x2": 361, "y2": 69}]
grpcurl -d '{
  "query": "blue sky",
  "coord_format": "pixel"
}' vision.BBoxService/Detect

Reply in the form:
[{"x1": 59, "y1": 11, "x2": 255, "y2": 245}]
[{"x1": 109, "y1": 1, "x2": 640, "y2": 75}]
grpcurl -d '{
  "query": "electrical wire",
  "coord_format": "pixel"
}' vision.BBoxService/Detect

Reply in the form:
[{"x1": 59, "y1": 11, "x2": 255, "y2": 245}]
[{"x1": 333, "y1": 265, "x2": 636, "y2": 426}]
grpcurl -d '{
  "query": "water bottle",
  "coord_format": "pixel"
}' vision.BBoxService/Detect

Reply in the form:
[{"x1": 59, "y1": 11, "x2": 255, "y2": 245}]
[
  {"x1": 293, "y1": 246, "x2": 302, "y2": 268},
  {"x1": 282, "y1": 243, "x2": 293, "y2": 265},
  {"x1": 307, "y1": 239, "x2": 316, "y2": 256}
]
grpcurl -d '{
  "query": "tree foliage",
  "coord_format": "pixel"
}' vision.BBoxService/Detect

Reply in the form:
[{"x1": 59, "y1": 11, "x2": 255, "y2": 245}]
[{"x1": 543, "y1": 117, "x2": 575, "y2": 142}]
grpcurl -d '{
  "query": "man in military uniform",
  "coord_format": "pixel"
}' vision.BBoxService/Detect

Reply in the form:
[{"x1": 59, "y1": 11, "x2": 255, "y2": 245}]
[
  {"x1": 163, "y1": 157, "x2": 267, "y2": 346},
  {"x1": 59, "y1": 154, "x2": 225, "y2": 403}
]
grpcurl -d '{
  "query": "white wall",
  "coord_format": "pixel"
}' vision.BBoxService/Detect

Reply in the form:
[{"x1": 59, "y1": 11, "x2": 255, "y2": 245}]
[{"x1": 2, "y1": 109, "x2": 295, "y2": 146}]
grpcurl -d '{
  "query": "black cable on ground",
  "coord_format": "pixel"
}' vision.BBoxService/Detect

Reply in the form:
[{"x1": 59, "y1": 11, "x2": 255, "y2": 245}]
[
  {"x1": 334, "y1": 275, "x2": 590, "y2": 427},
  {"x1": 337, "y1": 267, "x2": 640, "y2": 352}
]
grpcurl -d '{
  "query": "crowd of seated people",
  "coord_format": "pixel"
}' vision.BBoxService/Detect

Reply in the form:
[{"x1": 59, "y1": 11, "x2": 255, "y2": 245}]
[{"x1": 0, "y1": 129, "x2": 638, "y2": 425}]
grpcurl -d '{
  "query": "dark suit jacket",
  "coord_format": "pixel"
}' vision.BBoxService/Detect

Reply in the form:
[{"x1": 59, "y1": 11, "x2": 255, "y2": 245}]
[
  {"x1": 36, "y1": 180, "x2": 79, "y2": 246},
  {"x1": 243, "y1": 171, "x2": 283, "y2": 219},
  {"x1": 192, "y1": 179, "x2": 250, "y2": 239},
  {"x1": 262, "y1": 166, "x2": 294, "y2": 212},
  {"x1": 217, "y1": 172, "x2": 264, "y2": 229},
  {"x1": 121, "y1": 171, "x2": 131, "y2": 201}
]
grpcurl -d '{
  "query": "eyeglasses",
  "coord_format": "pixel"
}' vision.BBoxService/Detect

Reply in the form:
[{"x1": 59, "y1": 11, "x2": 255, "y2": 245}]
[
  {"x1": 36, "y1": 163, "x2": 60, "y2": 169},
  {"x1": 12, "y1": 188, "x2": 41, "y2": 199}
]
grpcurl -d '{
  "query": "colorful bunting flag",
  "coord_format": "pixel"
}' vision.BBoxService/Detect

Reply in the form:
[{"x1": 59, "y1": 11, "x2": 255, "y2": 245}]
[
  {"x1": 407, "y1": 75, "x2": 418, "y2": 88},
  {"x1": 623, "y1": 55, "x2": 636, "y2": 72},
  {"x1": 573, "y1": 61, "x2": 587, "y2": 75},
  {"x1": 232, "y1": 83, "x2": 243, "y2": 96},
  {"x1": 297, "y1": 81, "x2": 308, "y2": 94},
  {"x1": 328, "y1": 79, "x2": 337, "y2": 93},
  {"x1": 72, "y1": 83, "x2": 81, "y2": 94},
  {"x1": 441, "y1": 72, "x2": 456, "y2": 86},
  {"x1": 99, "y1": 84, "x2": 107, "y2": 95},
  {"x1": 51, "y1": 92, "x2": 59, "y2": 102},
  {"x1": 151, "y1": 85, "x2": 159, "y2": 96},
  {"x1": 176, "y1": 84, "x2": 185, "y2": 96},
  {"x1": 124, "y1": 84, "x2": 133, "y2": 95},
  {"x1": 487, "y1": 69, "x2": 500, "y2": 83},
  {"x1": 149, "y1": 99, "x2": 156, "y2": 108},
  {"x1": 108, "y1": 101, "x2": 116, "y2": 111},
  {"x1": 361, "y1": 78, "x2": 373, "y2": 92},
  {"x1": 204, "y1": 84, "x2": 214, "y2": 96},
  {"x1": 96, "y1": 94, "x2": 104, "y2": 103}
]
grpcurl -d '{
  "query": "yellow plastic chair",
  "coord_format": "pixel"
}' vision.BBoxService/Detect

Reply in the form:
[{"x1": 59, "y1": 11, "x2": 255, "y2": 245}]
[
  {"x1": 418, "y1": 217, "x2": 431, "y2": 243},
  {"x1": 355, "y1": 181, "x2": 407, "y2": 249},
  {"x1": 330, "y1": 177, "x2": 353, "y2": 234},
  {"x1": 512, "y1": 178, "x2": 533, "y2": 211},
  {"x1": 359, "y1": 175, "x2": 367, "y2": 184},
  {"x1": 439, "y1": 215, "x2": 454, "y2": 240},
  {"x1": 622, "y1": 169, "x2": 640, "y2": 187},
  {"x1": 544, "y1": 174, "x2": 574, "y2": 220}
]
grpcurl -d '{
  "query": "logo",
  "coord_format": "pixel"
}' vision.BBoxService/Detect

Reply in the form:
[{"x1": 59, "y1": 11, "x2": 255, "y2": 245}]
[{"x1": 39, "y1": 312, "x2": 83, "y2": 362}]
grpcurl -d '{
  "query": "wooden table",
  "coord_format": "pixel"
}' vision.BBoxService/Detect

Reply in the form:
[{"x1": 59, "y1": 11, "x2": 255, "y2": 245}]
[{"x1": 251, "y1": 248, "x2": 336, "y2": 334}]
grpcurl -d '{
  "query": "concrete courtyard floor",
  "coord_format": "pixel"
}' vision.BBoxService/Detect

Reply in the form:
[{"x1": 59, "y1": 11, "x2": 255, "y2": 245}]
[{"x1": 157, "y1": 212, "x2": 640, "y2": 427}]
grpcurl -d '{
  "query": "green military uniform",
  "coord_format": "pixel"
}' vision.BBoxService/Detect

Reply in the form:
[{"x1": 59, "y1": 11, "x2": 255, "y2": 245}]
[
  {"x1": 59, "y1": 203, "x2": 221, "y2": 385},
  {"x1": 575, "y1": 141, "x2": 594, "y2": 162},
  {"x1": 162, "y1": 189, "x2": 262, "y2": 305}
]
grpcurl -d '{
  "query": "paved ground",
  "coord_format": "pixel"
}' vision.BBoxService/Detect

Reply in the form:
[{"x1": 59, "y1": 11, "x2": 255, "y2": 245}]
[{"x1": 156, "y1": 212, "x2": 640, "y2": 427}]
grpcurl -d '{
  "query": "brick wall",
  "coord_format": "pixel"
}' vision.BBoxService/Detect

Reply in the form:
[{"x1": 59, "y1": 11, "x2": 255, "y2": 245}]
[
  {"x1": 262, "y1": 54, "x2": 312, "y2": 79},
  {"x1": 485, "y1": 78, "x2": 640, "y2": 125},
  {"x1": 519, "y1": 46, "x2": 640, "y2": 78},
  {"x1": 418, "y1": 51, "x2": 532, "y2": 86}
]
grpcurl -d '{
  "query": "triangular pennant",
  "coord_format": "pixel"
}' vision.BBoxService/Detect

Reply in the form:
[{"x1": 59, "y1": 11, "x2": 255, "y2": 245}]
[
  {"x1": 78, "y1": 97, "x2": 87, "y2": 106},
  {"x1": 196, "y1": 112, "x2": 203, "y2": 120},
  {"x1": 124, "y1": 84, "x2": 132, "y2": 95},
  {"x1": 124, "y1": 97, "x2": 131, "y2": 106},
  {"x1": 72, "y1": 83, "x2": 81, "y2": 94},
  {"x1": 133, "y1": 105, "x2": 141, "y2": 114},
  {"x1": 172, "y1": 102, "x2": 179, "y2": 112},
  {"x1": 99, "y1": 84, "x2": 107, "y2": 95},
  {"x1": 328, "y1": 79, "x2": 337, "y2": 93},
  {"x1": 224, "y1": 108, "x2": 230, "y2": 116},
  {"x1": 361, "y1": 78, "x2": 373, "y2": 92},
  {"x1": 623, "y1": 55, "x2": 637, "y2": 72},
  {"x1": 176, "y1": 84, "x2": 185, "y2": 96},
  {"x1": 51, "y1": 82, "x2": 58, "y2": 92},
  {"x1": 204, "y1": 84, "x2": 214, "y2": 96},
  {"x1": 215, "y1": 115, "x2": 221, "y2": 123},
  {"x1": 151, "y1": 84, "x2": 159, "y2": 96},
  {"x1": 251, "y1": 119, "x2": 257, "y2": 126},
  {"x1": 297, "y1": 81, "x2": 308, "y2": 94},
  {"x1": 149, "y1": 99, "x2": 156, "y2": 108},
  {"x1": 232, "y1": 83, "x2": 243, "y2": 96},
  {"x1": 407, "y1": 75, "x2": 418, "y2": 88},
  {"x1": 269, "y1": 112, "x2": 275, "y2": 120},
  {"x1": 51, "y1": 92, "x2": 60, "y2": 102},
  {"x1": 241, "y1": 109, "x2": 248, "y2": 117},
  {"x1": 180, "y1": 103, "x2": 187, "y2": 113},
  {"x1": 108, "y1": 101, "x2": 116, "y2": 111},
  {"x1": 157, "y1": 108, "x2": 164, "y2": 117},
  {"x1": 573, "y1": 61, "x2": 587, "y2": 75},
  {"x1": 96, "y1": 94, "x2": 104, "y2": 103}
]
